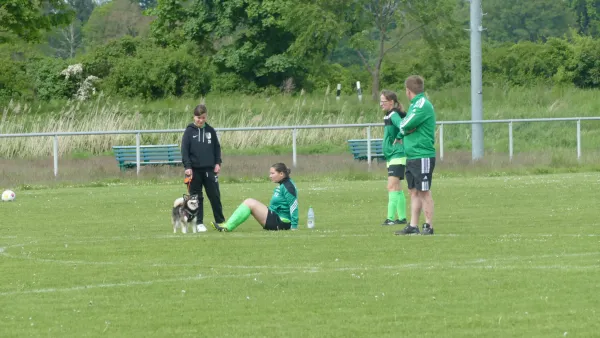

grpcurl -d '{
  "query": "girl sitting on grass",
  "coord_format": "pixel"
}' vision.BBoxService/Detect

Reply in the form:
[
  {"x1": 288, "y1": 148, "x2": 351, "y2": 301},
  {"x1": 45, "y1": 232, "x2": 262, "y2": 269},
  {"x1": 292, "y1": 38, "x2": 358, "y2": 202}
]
[{"x1": 211, "y1": 163, "x2": 299, "y2": 232}]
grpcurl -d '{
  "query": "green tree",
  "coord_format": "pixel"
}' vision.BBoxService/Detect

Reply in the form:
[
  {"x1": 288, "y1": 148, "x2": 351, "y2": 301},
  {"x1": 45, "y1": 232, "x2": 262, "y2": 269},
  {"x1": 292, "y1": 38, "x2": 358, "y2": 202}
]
[
  {"x1": 570, "y1": 0, "x2": 600, "y2": 36},
  {"x1": 83, "y1": 0, "x2": 152, "y2": 48},
  {"x1": 150, "y1": 0, "x2": 347, "y2": 91},
  {"x1": 0, "y1": 0, "x2": 74, "y2": 43},
  {"x1": 346, "y1": 0, "x2": 460, "y2": 100},
  {"x1": 483, "y1": 0, "x2": 576, "y2": 42},
  {"x1": 71, "y1": 0, "x2": 95, "y2": 23},
  {"x1": 47, "y1": 20, "x2": 83, "y2": 58},
  {"x1": 45, "y1": 0, "x2": 95, "y2": 58}
]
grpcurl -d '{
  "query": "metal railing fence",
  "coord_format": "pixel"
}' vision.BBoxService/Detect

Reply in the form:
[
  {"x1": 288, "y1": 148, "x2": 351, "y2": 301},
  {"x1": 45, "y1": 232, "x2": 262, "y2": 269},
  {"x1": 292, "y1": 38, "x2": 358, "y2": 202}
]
[{"x1": 1, "y1": 117, "x2": 598, "y2": 176}]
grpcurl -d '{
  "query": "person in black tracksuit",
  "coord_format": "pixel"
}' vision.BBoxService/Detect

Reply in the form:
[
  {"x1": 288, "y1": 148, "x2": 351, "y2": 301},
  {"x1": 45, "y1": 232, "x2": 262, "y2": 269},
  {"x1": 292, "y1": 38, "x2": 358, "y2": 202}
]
[{"x1": 181, "y1": 104, "x2": 225, "y2": 230}]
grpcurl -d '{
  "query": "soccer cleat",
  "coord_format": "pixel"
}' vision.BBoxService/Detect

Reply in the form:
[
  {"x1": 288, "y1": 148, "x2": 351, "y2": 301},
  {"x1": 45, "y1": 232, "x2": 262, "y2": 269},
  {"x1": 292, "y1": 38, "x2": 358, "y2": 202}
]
[
  {"x1": 381, "y1": 219, "x2": 396, "y2": 226},
  {"x1": 196, "y1": 224, "x2": 207, "y2": 232},
  {"x1": 210, "y1": 221, "x2": 228, "y2": 232},
  {"x1": 422, "y1": 223, "x2": 434, "y2": 235},
  {"x1": 394, "y1": 225, "x2": 420, "y2": 235},
  {"x1": 394, "y1": 218, "x2": 407, "y2": 225}
]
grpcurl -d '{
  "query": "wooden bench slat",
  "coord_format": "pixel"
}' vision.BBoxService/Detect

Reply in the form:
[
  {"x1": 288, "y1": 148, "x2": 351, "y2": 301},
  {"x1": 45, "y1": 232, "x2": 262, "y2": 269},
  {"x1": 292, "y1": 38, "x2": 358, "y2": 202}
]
[
  {"x1": 347, "y1": 139, "x2": 385, "y2": 162},
  {"x1": 113, "y1": 145, "x2": 183, "y2": 170}
]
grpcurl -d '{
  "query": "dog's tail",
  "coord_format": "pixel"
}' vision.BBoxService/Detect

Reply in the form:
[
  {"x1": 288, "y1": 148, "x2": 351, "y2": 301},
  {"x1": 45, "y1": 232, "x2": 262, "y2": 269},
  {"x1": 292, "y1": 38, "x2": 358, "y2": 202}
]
[{"x1": 173, "y1": 197, "x2": 184, "y2": 208}]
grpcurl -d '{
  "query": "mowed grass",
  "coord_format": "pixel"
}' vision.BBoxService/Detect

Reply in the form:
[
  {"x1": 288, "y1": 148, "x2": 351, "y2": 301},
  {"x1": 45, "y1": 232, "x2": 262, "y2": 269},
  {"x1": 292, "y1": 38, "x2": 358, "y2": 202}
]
[{"x1": 1, "y1": 173, "x2": 599, "y2": 337}]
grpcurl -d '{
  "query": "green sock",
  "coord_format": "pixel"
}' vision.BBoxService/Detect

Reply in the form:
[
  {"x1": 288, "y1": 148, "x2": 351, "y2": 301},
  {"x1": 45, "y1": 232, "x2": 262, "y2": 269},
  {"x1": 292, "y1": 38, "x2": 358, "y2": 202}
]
[
  {"x1": 387, "y1": 192, "x2": 398, "y2": 220},
  {"x1": 225, "y1": 203, "x2": 252, "y2": 231},
  {"x1": 395, "y1": 191, "x2": 406, "y2": 220}
]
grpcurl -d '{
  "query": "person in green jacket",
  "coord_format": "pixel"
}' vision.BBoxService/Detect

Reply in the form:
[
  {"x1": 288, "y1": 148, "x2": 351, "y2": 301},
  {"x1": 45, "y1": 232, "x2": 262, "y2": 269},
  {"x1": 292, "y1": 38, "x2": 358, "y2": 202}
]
[
  {"x1": 211, "y1": 163, "x2": 299, "y2": 232},
  {"x1": 379, "y1": 90, "x2": 408, "y2": 226},
  {"x1": 395, "y1": 75, "x2": 437, "y2": 236}
]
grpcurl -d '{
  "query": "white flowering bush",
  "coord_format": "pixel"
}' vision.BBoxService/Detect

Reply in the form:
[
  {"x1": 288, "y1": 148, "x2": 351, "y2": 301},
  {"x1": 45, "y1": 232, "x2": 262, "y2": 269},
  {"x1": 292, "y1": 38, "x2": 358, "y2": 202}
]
[
  {"x1": 60, "y1": 64, "x2": 83, "y2": 80},
  {"x1": 60, "y1": 64, "x2": 99, "y2": 101},
  {"x1": 75, "y1": 75, "x2": 100, "y2": 101}
]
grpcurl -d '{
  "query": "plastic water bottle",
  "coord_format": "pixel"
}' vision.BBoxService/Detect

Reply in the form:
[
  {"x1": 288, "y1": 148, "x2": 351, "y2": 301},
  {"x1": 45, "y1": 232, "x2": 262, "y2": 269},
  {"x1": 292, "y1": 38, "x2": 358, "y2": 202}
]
[{"x1": 307, "y1": 206, "x2": 315, "y2": 229}]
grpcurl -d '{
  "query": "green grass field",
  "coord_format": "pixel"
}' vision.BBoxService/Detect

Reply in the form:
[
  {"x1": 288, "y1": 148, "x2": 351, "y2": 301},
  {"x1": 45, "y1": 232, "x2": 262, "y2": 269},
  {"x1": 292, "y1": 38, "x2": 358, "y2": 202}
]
[{"x1": 1, "y1": 173, "x2": 599, "y2": 337}]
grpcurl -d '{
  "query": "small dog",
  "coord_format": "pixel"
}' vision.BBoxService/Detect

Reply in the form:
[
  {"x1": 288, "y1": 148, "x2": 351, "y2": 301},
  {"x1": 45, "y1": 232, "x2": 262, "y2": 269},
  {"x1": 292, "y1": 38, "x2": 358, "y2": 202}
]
[{"x1": 172, "y1": 194, "x2": 200, "y2": 234}]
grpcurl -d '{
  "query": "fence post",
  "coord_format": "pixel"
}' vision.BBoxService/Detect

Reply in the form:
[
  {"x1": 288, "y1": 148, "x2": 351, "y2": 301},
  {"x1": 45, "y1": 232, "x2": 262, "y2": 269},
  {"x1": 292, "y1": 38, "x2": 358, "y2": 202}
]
[
  {"x1": 136, "y1": 132, "x2": 141, "y2": 176},
  {"x1": 577, "y1": 119, "x2": 581, "y2": 161},
  {"x1": 439, "y1": 123, "x2": 444, "y2": 161},
  {"x1": 508, "y1": 121, "x2": 513, "y2": 162},
  {"x1": 336, "y1": 84, "x2": 341, "y2": 101},
  {"x1": 292, "y1": 128, "x2": 297, "y2": 168},
  {"x1": 367, "y1": 126, "x2": 372, "y2": 171},
  {"x1": 357, "y1": 81, "x2": 363, "y2": 102},
  {"x1": 53, "y1": 135, "x2": 58, "y2": 177}
]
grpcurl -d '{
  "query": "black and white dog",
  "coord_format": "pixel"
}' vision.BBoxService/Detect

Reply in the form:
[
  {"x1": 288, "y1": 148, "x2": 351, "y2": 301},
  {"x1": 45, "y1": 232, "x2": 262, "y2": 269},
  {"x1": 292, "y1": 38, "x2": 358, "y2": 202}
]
[{"x1": 172, "y1": 194, "x2": 201, "y2": 234}]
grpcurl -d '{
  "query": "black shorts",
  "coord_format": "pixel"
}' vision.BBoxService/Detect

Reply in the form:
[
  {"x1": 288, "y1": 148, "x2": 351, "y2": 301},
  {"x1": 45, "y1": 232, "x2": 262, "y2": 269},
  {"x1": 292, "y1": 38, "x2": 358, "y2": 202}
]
[
  {"x1": 405, "y1": 158, "x2": 435, "y2": 191},
  {"x1": 264, "y1": 210, "x2": 292, "y2": 231},
  {"x1": 387, "y1": 164, "x2": 405, "y2": 179}
]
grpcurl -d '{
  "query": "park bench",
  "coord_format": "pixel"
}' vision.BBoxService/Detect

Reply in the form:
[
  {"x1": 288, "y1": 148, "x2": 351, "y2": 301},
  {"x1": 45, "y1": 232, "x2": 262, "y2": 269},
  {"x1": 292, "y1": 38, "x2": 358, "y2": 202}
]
[
  {"x1": 347, "y1": 139, "x2": 386, "y2": 162},
  {"x1": 112, "y1": 144, "x2": 182, "y2": 170}
]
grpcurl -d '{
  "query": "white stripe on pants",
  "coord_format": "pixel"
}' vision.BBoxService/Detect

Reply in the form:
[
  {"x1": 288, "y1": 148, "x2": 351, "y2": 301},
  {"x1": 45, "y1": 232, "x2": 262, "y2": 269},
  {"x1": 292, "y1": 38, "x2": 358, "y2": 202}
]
[{"x1": 421, "y1": 158, "x2": 430, "y2": 191}]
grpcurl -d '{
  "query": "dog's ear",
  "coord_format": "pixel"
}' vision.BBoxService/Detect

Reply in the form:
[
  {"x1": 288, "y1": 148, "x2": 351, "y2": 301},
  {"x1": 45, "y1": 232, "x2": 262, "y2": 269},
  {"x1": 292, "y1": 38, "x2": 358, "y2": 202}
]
[{"x1": 183, "y1": 194, "x2": 190, "y2": 201}]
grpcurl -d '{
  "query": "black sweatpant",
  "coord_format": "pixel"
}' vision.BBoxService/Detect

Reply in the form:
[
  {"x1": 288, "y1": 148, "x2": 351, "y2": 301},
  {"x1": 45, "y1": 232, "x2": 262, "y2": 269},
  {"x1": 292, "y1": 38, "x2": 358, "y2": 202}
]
[{"x1": 189, "y1": 168, "x2": 225, "y2": 224}]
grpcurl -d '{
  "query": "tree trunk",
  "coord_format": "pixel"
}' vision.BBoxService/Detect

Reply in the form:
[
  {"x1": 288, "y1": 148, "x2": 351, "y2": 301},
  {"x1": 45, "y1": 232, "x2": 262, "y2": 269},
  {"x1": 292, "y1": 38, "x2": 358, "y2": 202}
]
[
  {"x1": 371, "y1": 34, "x2": 385, "y2": 101},
  {"x1": 371, "y1": 70, "x2": 380, "y2": 101}
]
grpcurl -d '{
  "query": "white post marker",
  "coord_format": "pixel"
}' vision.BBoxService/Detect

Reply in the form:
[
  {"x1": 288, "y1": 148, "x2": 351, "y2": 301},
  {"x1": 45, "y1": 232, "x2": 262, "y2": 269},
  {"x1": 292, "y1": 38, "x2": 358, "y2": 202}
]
[
  {"x1": 356, "y1": 81, "x2": 362, "y2": 102},
  {"x1": 136, "y1": 132, "x2": 141, "y2": 176},
  {"x1": 336, "y1": 83, "x2": 341, "y2": 101},
  {"x1": 53, "y1": 135, "x2": 59, "y2": 177}
]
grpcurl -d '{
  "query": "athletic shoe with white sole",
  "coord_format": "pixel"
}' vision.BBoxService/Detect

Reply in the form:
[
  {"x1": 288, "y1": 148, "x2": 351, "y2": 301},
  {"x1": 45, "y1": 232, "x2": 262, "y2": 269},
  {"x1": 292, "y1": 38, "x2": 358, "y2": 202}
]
[
  {"x1": 381, "y1": 219, "x2": 396, "y2": 226},
  {"x1": 422, "y1": 223, "x2": 434, "y2": 235},
  {"x1": 196, "y1": 223, "x2": 207, "y2": 232}
]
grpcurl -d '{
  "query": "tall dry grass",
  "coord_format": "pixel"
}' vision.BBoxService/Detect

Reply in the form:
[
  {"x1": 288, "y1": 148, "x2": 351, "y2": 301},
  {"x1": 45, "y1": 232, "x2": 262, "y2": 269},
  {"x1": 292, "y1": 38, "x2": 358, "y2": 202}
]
[
  {"x1": 0, "y1": 94, "x2": 380, "y2": 158},
  {"x1": 1, "y1": 85, "x2": 600, "y2": 159}
]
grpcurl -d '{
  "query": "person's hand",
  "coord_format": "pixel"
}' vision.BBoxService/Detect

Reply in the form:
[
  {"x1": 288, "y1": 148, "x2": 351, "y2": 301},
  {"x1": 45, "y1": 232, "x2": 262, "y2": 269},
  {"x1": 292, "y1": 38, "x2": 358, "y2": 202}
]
[
  {"x1": 393, "y1": 139, "x2": 403, "y2": 144},
  {"x1": 184, "y1": 169, "x2": 192, "y2": 176},
  {"x1": 214, "y1": 164, "x2": 221, "y2": 174}
]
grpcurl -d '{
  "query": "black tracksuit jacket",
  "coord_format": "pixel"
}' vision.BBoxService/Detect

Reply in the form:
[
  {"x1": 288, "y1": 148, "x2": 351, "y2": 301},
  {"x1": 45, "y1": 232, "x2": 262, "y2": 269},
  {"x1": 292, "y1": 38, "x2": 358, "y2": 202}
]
[{"x1": 181, "y1": 123, "x2": 222, "y2": 170}]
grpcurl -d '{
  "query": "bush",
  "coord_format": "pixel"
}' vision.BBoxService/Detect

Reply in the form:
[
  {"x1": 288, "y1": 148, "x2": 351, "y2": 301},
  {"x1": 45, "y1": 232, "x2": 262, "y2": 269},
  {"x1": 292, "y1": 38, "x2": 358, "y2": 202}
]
[
  {"x1": 0, "y1": 43, "x2": 40, "y2": 101},
  {"x1": 210, "y1": 72, "x2": 258, "y2": 94},
  {"x1": 0, "y1": 56, "x2": 28, "y2": 101},
  {"x1": 303, "y1": 63, "x2": 364, "y2": 94},
  {"x1": 85, "y1": 39, "x2": 212, "y2": 99},
  {"x1": 565, "y1": 35, "x2": 600, "y2": 88},
  {"x1": 27, "y1": 57, "x2": 76, "y2": 101},
  {"x1": 80, "y1": 36, "x2": 141, "y2": 79}
]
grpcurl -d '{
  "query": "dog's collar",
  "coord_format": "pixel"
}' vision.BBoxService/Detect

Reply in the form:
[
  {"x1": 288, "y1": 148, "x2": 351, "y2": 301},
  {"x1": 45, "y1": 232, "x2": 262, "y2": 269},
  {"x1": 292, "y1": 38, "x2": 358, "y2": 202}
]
[{"x1": 183, "y1": 206, "x2": 198, "y2": 220}]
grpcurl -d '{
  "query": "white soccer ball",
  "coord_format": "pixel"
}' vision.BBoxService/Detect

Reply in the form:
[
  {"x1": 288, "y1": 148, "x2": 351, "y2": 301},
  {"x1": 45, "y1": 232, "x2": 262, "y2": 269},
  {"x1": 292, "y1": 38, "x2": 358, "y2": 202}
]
[{"x1": 1, "y1": 190, "x2": 16, "y2": 202}]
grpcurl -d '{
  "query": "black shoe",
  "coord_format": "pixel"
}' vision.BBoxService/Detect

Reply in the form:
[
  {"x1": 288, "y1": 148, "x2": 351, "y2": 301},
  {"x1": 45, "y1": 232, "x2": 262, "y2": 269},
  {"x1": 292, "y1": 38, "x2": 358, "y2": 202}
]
[
  {"x1": 210, "y1": 221, "x2": 228, "y2": 232},
  {"x1": 394, "y1": 218, "x2": 407, "y2": 225},
  {"x1": 395, "y1": 225, "x2": 420, "y2": 235},
  {"x1": 422, "y1": 223, "x2": 434, "y2": 235},
  {"x1": 381, "y1": 219, "x2": 396, "y2": 226}
]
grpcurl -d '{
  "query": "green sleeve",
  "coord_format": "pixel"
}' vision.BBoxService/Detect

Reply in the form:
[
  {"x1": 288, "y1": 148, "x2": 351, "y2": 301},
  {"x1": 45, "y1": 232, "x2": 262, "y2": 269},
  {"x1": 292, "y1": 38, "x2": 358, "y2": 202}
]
[
  {"x1": 284, "y1": 189, "x2": 299, "y2": 227},
  {"x1": 391, "y1": 113, "x2": 405, "y2": 140},
  {"x1": 400, "y1": 107, "x2": 429, "y2": 135},
  {"x1": 390, "y1": 112, "x2": 403, "y2": 128}
]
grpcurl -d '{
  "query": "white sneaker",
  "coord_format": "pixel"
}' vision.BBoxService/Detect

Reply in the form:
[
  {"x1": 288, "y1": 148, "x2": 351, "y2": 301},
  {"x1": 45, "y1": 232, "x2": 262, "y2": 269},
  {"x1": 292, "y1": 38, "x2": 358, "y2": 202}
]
[{"x1": 196, "y1": 224, "x2": 207, "y2": 232}]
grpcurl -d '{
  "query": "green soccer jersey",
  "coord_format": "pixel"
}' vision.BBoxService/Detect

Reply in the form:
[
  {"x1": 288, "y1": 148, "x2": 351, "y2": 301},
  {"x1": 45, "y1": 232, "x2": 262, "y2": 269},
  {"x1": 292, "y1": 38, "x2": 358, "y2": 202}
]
[
  {"x1": 383, "y1": 108, "x2": 406, "y2": 162},
  {"x1": 399, "y1": 93, "x2": 437, "y2": 159},
  {"x1": 268, "y1": 178, "x2": 299, "y2": 227}
]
